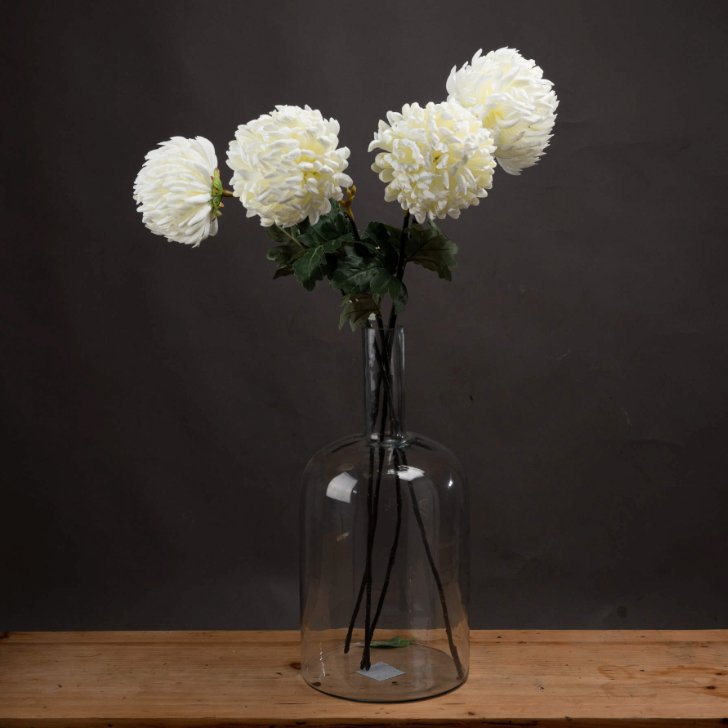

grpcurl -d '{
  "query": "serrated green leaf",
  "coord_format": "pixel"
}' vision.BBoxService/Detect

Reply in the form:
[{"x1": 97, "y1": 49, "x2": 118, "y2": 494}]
[
  {"x1": 332, "y1": 257, "x2": 377, "y2": 293},
  {"x1": 362, "y1": 220, "x2": 401, "y2": 245},
  {"x1": 297, "y1": 231, "x2": 318, "y2": 247},
  {"x1": 266, "y1": 208, "x2": 352, "y2": 291},
  {"x1": 328, "y1": 222, "x2": 409, "y2": 315},
  {"x1": 293, "y1": 246, "x2": 327, "y2": 290},
  {"x1": 298, "y1": 201, "x2": 351, "y2": 246},
  {"x1": 322, "y1": 237, "x2": 346, "y2": 254},
  {"x1": 328, "y1": 200, "x2": 351, "y2": 233},
  {"x1": 266, "y1": 208, "x2": 414, "y2": 314},
  {"x1": 267, "y1": 241, "x2": 304, "y2": 268},
  {"x1": 352, "y1": 239, "x2": 377, "y2": 257},
  {"x1": 388, "y1": 278, "x2": 408, "y2": 313},
  {"x1": 405, "y1": 222, "x2": 458, "y2": 281},
  {"x1": 370, "y1": 268, "x2": 395, "y2": 296},
  {"x1": 361, "y1": 221, "x2": 389, "y2": 248},
  {"x1": 339, "y1": 293, "x2": 380, "y2": 331},
  {"x1": 266, "y1": 224, "x2": 300, "y2": 245},
  {"x1": 272, "y1": 266, "x2": 294, "y2": 280},
  {"x1": 332, "y1": 243, "x2": 395, "y2": 293}
]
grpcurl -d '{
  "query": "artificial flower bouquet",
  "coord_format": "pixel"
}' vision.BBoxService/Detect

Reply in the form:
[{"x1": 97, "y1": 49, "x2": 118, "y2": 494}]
[{"x1": 134, "y1": 48, "x2": 557, "y2": 330}]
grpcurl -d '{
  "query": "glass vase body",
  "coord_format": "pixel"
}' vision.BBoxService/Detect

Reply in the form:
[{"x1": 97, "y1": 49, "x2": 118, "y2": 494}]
[{"x1": 300, "y1": 325, "x2": 469, "y2": 702}]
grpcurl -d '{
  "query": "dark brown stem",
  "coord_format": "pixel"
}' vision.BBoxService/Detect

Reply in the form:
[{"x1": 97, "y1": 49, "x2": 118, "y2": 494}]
[
  {"x1": 343, "y1": 212, "x2": 411, "y2": 667},
  {"x1": 361, "y1": 361, "x2": 389, "y2": 670},
  {"x1": 377, "y1": 293, "x2": 465, "y2": 677},
  {"x1": 361, "y1": 450, "x2": 375, "y2": 670},
  {"x1": 386, "y1": 212, "x2": 410, "y2": 332},
  {"x1": 348, "y1": 215, "x2": 361, "y2": 242},
  {"x1": 405, "y1": 466, "x2": 465, "y2": 679},
  {"x1": 343, "y1": 571, "x2": 366, "y2": 654},
  {"x1": 343, "y1": 340, "x2": 389, "y2": 664},
  {"x1": 343, "y1": 374, "x2": 385, "y2": 657},
  {"x1": 370, "y1": 451, "x2": 403, "y2": 633}
]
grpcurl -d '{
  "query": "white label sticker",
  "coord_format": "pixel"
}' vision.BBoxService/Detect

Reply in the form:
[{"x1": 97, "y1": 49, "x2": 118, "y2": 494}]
[
  {"x1": 387, "y1": 465, "x2": 425, "y2": 482},
  {"x1": 357, "y1": 662, "x2": 405, "y2": 681}
]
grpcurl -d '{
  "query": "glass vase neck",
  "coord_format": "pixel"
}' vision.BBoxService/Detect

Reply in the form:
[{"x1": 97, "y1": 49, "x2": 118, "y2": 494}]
[{"x1": 362, "y1": 324, "x2": 406, "y2": 442}]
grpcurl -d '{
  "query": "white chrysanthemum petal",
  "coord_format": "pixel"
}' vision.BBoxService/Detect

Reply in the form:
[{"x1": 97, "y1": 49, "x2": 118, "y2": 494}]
[
  {"x1": 133, "y1": 136, "x2": 218, "y2": 246},
  {"x1": 447, "y1": 47, "x2": 558, "y2": 175},
  {"x1": 226, "y1": 105, "x2": 352, "y2": 228},
  {"x1": 369, "y1": 100, "x2": 496, "y2": 223}
]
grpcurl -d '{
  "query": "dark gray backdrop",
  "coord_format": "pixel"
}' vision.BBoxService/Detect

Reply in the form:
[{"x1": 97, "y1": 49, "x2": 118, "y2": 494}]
[{"x1": 2, "y1": 0, "x2": 727, "y2": 630}]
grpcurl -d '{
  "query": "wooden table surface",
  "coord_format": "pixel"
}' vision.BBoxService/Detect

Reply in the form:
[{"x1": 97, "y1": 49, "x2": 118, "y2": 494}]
[{"x1": 1, "y1": 630, "x2": 727, "y2": 727}]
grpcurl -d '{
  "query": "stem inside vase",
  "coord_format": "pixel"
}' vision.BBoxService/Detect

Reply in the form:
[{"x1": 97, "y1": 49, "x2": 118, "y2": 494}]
[{"x1": 343, "y1": 321, "x2": 463, "y2": 679}]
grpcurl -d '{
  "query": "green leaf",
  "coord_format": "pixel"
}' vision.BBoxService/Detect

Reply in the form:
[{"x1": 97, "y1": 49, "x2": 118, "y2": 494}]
[
  {"x1": 267, "y1": 241, "x2": 304, "y2": 269},
  {"x1": 329, "y1": 219, "x2": 409, "y2": 315},
  {"x1": 339, "y1": 293, "x2": 380, "y2": 331},
  {"x1": 298, "y1": 201, "x2": 351, "y2": 246},
  {"x1": 266, "y1": 223, "x2": 305, "y2": 271},
  {"x1": 292, "y1": 246, "x2": 328, "y2": 291},
  {"x1": 265, "y1": 204, "x2": 358, "y2": 291},
  {"x1": 266, "y1": 224, "x2": 300, "y2": 245},
  {"x1": 272, "y1": 266, "x2": 294, "y2": 280},
  {"x1": 369, "y1": 636, "x2": 413, "y2": 649},
  {"x1": 370, "y1": 268, "x2": 395, "y2": 296},
  {"x1": 362, "y1": 221, "x2": 395, "y2": 248},
  {"x1": 332, "y1": 253, "x2": 382, "y2": 293},
  {"x1": 361, "y1": 221, "x2": 402, "y2": 264},
  {"x1": 323, "y1": 237, "x2": 348, "y2": 254},
  {"x1": 405, "y1": 222, "x2": 458, "y2": 281},
  {"x1": 332, "y1": 239, "x2": 397, "y2": 293},
  {"x1": 388, "y1": 277, "x2": 408, "y2": 313}
]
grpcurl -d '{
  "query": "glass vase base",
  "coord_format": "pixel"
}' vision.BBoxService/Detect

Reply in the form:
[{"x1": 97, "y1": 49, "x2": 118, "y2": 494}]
[{"x1": 303, "y1": 643, "x2": 467, "y2": 703}]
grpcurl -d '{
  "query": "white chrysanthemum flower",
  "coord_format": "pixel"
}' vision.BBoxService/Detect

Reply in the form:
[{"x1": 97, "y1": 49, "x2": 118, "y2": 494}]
[
  {"x1": 226, "y1": 105, "x2": 353, "y2": 228},
  {"x1": 133, "y1": 136, "x2": 220, "y2": 246},
  {"x1": 446, "y1": 47, "x2": 558, "y2": 175},
  {"x1": 368, "y1": 100, "x2": 496, "y2": 224}
]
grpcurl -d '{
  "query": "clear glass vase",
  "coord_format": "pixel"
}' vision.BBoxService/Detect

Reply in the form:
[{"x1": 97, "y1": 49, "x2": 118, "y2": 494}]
[{"x1": 300, "y1": 324, "x2": 469, "y2": 702}]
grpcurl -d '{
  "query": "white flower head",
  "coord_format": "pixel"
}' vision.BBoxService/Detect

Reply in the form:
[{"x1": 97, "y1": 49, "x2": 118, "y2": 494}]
[
  {"x1": 133, "y1": 136, "x2": 220, "y2": 246},
  {"x1": 369, "y1": 100, "x2": 496, "y2": 224},
  {"x1": 447, "y1": 47, "x2": 558, "y2": 175},
  {"x1": 226, "y1": 105, "x2": 353, "y2": 228}
]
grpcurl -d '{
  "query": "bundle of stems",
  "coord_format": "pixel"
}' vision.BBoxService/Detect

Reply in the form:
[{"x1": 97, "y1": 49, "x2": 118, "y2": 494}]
[{"x1": 340, "y1": 212, "x2": 464, "y2": 680}]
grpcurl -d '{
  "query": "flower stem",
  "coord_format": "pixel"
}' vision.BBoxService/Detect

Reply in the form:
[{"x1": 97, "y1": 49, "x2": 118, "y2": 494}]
[
  {"x1": 343, "y1": 415, "x2": 386, "y2": 661},
  {"x1": 345, "y1": 212, "x2": 463, "y2": 679},
  {"x1": 371, "y1": 313, "x2": 465, "y2": 680},
  {"x1": 386, "y1": 212, "x2": 410, "y2": 331},
  {"x1": 345, "y1": 214, "x2": 409, "y2": 662},
  {"x1": 370, "y1": 453, "x2": 402, "y2": 633},
  {"x1": 343, "y1": 572, "x2": 366, "y2": 655},
  {"x1": 339, "y1": 189, "x2": 360, "y2": 241},
  {"x1": 396, "y1": 213, "x2": 410, "y2": 276},
  {"x1": 361, "y1": 449, "x2": 375, "y2": 670},
  {"x1": 373, "y1": 327, "x2": 465, "y2": 678},
  {"x1": 343, "y1": 334, "x2": 390, "y2": 662},
  {"x1": 348, "y1": 215, "x2": 361, "y2": 242},
  {"x1": 406, "y1": 468, "x2": 465, "y2": 680},
  {"x1": 361, "y1": 352, "x2": 389, "y2": 671}
]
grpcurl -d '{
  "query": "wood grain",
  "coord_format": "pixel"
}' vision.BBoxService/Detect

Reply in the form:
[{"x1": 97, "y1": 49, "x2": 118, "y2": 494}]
[{"x1": 1, "y1": 630, "x2": 727, "y2": 727}]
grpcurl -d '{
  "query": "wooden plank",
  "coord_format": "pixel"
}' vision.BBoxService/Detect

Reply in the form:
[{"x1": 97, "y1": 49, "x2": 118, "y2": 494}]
[{"x1": 1, "y1": 630, "x2": 727, "y2": 727}]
